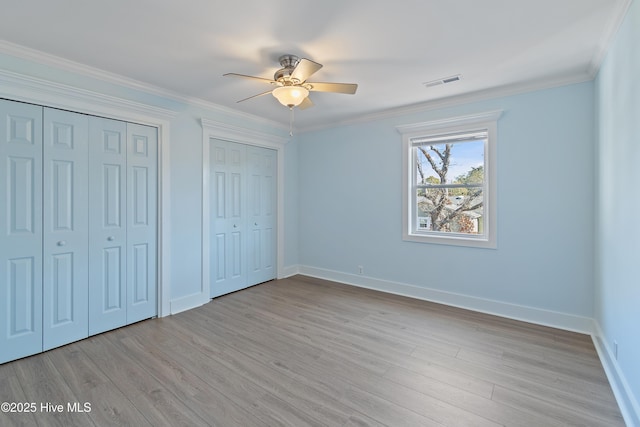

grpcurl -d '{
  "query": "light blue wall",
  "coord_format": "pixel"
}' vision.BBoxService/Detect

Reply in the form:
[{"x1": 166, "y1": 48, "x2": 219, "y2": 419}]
[
  {"x1": 595, "y1": 0, "x2": 640, "y2": 423},
  {"x1": 284, "y1": 137, "x2": 300, "y2": 268},
  {"x1": 297, "y1": 82, "x2": 595, "y2": 317},
  {"x1": 165, "y1": 112, "x2": 204, "y2": 300}
]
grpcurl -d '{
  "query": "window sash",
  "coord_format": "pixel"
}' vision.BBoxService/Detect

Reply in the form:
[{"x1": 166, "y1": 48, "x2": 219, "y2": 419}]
[{"x1": 410, "y1": 132, "x2": 488, "y2": 239}]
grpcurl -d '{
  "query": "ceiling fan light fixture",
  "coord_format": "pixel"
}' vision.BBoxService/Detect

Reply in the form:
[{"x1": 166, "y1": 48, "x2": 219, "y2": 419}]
[{"x1": 272, "y1": 85, "x2": 309, "y2": 108}]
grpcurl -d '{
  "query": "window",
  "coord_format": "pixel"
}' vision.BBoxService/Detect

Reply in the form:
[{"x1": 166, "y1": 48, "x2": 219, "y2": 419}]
[{"x1": 397, "y1": 110, "x2": 501, "y2": 248}]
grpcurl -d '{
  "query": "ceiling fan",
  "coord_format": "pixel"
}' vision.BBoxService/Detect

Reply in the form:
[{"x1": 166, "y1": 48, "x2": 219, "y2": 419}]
[{"x1": 224, "y1": 54, "x2": 358, "y2": 110}]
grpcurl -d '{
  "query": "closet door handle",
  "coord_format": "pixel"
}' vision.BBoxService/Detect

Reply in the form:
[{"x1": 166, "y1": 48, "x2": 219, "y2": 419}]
[
  {"x1": 233, "y1": 224, "x2": 237, "y2": 228},
  {"x1": 57, "y1": 240, "x2": 66, "y2": 247},
  {"x1": 107, "y1": 236, "x2": 115, "y2": 241},
  {"x1": 254, "y1": 222, "x2": 258, "y2": 226}
]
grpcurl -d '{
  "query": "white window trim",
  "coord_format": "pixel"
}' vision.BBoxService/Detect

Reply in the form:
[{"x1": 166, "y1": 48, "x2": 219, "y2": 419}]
[{"x1": 396, "y1": 110, "x2": 502, "y2": 249}]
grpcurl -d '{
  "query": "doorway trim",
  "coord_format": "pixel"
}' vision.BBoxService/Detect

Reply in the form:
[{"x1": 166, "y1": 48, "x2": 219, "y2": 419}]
[{"x1": 201, "y1": 119, "x2": 288, "y2": 306}]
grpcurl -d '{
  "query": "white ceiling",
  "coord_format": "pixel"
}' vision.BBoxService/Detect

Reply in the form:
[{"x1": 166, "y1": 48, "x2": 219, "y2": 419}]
[{"x1": 0, "y1": 0, "x2": 630, "y2": 131}]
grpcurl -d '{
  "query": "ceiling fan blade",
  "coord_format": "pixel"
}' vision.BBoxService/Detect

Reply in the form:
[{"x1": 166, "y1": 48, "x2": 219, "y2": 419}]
[
  {"x1": 236, "y1": 90, "x2": 273, "y2": 103},
  {"x1": 299, "y1": 96, "x2": 314, "y2": 110},
  {"x1": 290, "y1": 58, "x2": 323, "y2": 83},
  {"x1": 223, "y1": 73, "x2": 276, "y2": 85},
  {"x1": 307, "y1": 82, "x2": 358, "y2": 94}
]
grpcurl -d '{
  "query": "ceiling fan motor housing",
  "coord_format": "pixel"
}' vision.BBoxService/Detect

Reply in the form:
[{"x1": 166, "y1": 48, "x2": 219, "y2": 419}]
[
  {"x1": 278, "y1": 54, "x2": 300, "y2": 68},
  {"x1": 274, "y1": 54, "x2": 301, "y2": 84}
]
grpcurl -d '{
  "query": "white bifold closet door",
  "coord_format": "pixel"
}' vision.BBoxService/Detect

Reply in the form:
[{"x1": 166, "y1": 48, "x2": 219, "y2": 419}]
[
  {"x1": 0, "y1": 98, "x2": 157, "y2": 364},
  {"x1": 210, "y1": 139, "x2": 276, "y2": 298},
  {"x1": 88, "y1": 118, "x2": 157, "y2": 336}
]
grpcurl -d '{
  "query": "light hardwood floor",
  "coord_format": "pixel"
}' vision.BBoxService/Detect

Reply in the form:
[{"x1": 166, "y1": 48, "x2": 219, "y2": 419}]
[{"x1": 0, "y1": 275, "x2": 624, "y2": 426}]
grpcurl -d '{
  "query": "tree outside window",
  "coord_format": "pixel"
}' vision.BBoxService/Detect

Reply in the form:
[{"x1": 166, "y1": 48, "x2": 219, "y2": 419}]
[{"x1": 415, "y1": 136, "x2": 485, "y2": 235}]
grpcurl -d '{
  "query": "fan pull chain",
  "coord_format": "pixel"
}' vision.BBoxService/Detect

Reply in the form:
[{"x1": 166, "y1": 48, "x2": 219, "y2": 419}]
[{"x1": 289, "y1": 106, "x2": 294, "y2": 137}]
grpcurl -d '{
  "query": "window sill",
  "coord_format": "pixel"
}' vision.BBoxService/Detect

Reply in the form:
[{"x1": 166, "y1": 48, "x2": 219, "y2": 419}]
[{"x1": 403, "y1": 232, "x2": 496, "y2": 249}]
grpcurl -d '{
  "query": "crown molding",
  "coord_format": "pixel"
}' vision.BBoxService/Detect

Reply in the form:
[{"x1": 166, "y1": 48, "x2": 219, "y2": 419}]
[
  {"x1": 0, "y1": 68, "x2": 177, "y2": 122},
  {"x1": 298, "y1": 72, "x2": 592, "y2": 134},
  {"x1": 0, "y1": 40, "x2": 288, "y2": 132},
  {"x1": 587, "y1": 0, "x2": 634, "y2": 78}
]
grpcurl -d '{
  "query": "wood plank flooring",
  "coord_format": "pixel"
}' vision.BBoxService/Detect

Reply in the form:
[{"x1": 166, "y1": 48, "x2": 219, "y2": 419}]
[{"x1": 0, "y1": 275, "x2": 624, "y2": 426}]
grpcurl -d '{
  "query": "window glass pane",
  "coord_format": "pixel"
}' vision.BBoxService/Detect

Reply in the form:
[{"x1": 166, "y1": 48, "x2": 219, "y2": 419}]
[
  {"x1": 415, "y1": 139, "x2": 485, "y2": 185},
  {"x1": 416, "y1": 188, "x2": 484, "y2": 234}
]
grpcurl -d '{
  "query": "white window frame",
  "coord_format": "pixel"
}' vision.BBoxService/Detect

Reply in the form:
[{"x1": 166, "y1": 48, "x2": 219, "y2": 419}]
[{"x1": 397, "y1": 110, "x2": 502, "y2": 248}]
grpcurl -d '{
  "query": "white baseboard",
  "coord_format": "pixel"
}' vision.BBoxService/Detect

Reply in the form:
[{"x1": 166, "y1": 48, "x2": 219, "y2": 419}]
[
  {"x1": 280, "y1": 265, "x2": 300, "y2": 279},
  {"x1": 169, "y1": 292, "x2": 208, "y2": 315},
  {"x1": 297, "y1": 265, "x2": 595, "y2": 334},
  {"x1": 593, "y1": 322, "x2": 639, "y2": 427}
]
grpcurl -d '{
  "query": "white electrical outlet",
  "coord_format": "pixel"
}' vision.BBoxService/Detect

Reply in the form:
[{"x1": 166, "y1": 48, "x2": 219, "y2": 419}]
[
  {"x1": 614, "y1": 341, "x2": 618, "y2": 360},
  {"x1": 358, "y1": 265, "x2": 364, "y2": 275}
]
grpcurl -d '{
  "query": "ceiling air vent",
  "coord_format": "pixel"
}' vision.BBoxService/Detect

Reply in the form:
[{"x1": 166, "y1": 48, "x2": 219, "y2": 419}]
[{"x1": 423, "y1": 74, "x2": 462, "y2": 88}]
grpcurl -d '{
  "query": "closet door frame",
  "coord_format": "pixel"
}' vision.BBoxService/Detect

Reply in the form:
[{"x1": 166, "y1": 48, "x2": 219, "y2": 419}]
[
  {"x1": 0, "y1": 72, "x2": 174, "y2": 318},
  {"x1": 201, "y1": 119, "x2": 288, "y2": 305}
]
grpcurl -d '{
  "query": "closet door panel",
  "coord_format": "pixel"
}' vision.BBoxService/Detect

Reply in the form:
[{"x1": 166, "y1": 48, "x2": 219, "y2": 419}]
[
  {"x1": 88, "y1": 117, "x2": 127, "y2": 335},
  {"x1": 126, "y1": 123, "x2": 157, "y2": 324},
  {"x1": 210, "y1": 139, "x2": 247, "y2": 297},
  {"x1": 0, "y1": 100, "x2": 43, "y2": 364},
  {"x1": 43, "y1": 108, "x2": 89, "y2": 350},
  {"x1": 247, "y1": 146, "x2": 276, "y2": 286}
]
